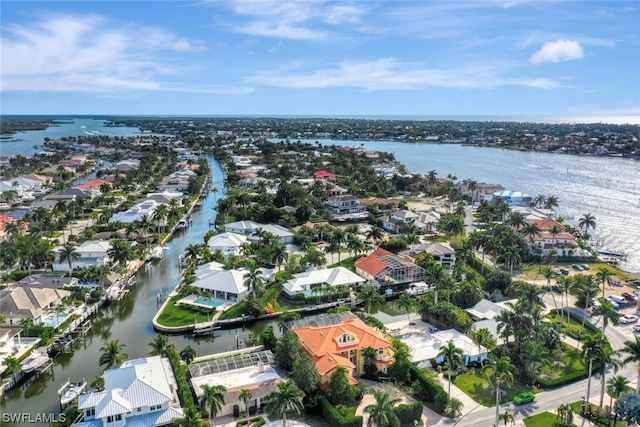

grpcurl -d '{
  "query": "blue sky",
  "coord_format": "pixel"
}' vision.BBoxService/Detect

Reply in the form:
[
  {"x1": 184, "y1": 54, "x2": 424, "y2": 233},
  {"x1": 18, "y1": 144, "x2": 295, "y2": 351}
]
[{"x1": 1, "y1": 1, "x2": 639, "y2": 117}]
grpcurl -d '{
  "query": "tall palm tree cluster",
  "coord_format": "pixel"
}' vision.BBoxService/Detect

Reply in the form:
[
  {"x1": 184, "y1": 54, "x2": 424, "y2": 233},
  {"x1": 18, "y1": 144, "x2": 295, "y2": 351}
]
[{"x1": 495, "y1": 282, "x2": 561, "y2": 384}]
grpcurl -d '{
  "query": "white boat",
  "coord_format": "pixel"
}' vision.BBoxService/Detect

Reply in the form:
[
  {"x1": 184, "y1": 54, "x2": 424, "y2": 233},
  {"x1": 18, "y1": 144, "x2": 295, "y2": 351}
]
[
  {"x1": 59, "y1": 380, "x2": 87, "y2": 406},
  {"x1": 108, "y1": 286, "x2": 121, "y2": 301},
  {"x1": 21, "y1": 349, "x2": 50, "y2": 373},
  {"x1": 147, "y1": 246, "x2": 164, "y2": 261}
]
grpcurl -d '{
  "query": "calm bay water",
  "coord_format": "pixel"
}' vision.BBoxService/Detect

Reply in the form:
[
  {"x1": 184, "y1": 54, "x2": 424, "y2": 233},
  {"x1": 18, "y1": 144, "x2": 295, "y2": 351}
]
[{"x1": 303, "y1": 139, "x2": 640, "y2": 275}]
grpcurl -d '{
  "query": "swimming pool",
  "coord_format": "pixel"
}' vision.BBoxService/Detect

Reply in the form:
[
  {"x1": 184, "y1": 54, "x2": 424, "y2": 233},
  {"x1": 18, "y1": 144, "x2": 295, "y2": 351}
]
[
  {"x1": 194, "y1": 297, "x2": 224, "y2": 308},
  {"x1": 42, "y1": 313, "x2": 70, "y2": 328}
]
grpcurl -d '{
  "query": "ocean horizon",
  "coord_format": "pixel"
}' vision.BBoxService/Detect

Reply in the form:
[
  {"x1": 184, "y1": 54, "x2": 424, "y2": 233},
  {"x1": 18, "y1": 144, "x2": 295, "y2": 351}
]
[{"x1": 1, "y1": 113, "x2": 639, "y2": 125}]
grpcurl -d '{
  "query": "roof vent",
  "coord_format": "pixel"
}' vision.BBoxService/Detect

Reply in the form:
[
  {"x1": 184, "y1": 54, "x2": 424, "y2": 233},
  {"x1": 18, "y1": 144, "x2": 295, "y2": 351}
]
[{"x1": 320, "y1": 332, "x2": 323, "y2": 335}]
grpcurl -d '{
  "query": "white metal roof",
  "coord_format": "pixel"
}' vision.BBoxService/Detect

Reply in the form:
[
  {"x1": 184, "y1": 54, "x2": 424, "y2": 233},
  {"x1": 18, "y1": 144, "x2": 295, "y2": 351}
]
[{"x1": 207, "y1": 232, "x2": 247, "y2": 248}]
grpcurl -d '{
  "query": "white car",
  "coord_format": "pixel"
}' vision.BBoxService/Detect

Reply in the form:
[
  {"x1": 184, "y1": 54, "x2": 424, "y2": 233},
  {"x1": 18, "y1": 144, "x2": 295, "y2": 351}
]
[
  {"x1": 620, "y1": 314, "x2": 639, "y2": 324},
  {"x1": 634, "y1": 324, "x2": 640, "y2": 333}
]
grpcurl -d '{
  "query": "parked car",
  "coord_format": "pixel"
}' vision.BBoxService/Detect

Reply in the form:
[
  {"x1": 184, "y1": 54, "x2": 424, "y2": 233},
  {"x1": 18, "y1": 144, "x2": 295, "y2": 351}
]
[
  {"x1": 572, "y1": 264, "x2": 583, "y2": 271},
  {"x1": 620, "y1": 314, "x2": 639, "y2": 324},
  {"x1": 633, "y1": 324, "x2": 640, "y2": 333},
  {"x1": 581, "y1": 264, "x2": 590, "y2": 270},
  {"x1": 622, "y1": 292, "x2": 638, "y2": 302},
  {"x1": 559, "y1": 268, "x2": 570, "y2": 275},
  {"x1": 514, "y1": 392, "x2": 536, "y2": 405}
]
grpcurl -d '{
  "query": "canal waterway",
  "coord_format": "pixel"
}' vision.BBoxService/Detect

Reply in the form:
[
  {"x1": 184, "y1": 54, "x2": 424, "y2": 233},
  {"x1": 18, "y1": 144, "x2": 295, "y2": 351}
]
[{"x1": 0, "y1": 156, "x2": 274, "y2": 425}]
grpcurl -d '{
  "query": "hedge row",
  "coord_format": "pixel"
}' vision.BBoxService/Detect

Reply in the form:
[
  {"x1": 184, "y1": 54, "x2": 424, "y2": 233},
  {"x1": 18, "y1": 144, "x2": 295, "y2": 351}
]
[
  {"x1": 393, "y1": 402, "x2": 422, "y2": 424},
  {"x1": 167, "y1": 348, "x2": 196, "y2": 409},
  {"x1": 406, "y1": 364, "x2": 447, "y2": 412},
  {"x1": 537, "y1": 364, "x2": 599, "y2": 389},
  {"x1": 318, "y1": 395, "x2": 363, "y2": 427},
  {"x1": 236, "y1": 416, "x2": 265, "y2": 427}
]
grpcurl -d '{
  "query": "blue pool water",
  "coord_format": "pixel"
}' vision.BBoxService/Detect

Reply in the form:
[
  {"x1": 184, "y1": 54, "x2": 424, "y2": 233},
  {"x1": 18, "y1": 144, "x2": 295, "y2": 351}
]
[
  {"x1": 42, "y1": 313, "x2": 70, "y2": 328},
  {"x1": 194, "y1": 298, "x2": 224, "y2": 307}
]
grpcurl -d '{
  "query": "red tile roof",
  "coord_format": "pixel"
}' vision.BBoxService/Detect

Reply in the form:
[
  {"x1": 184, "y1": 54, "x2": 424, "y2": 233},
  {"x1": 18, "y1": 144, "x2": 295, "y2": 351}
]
[
  {"x1": 533, "y1": 219, "x2": 565, "y2": 231},
  {"x1": 294, "y1": 317, "x2": 392, "y2": 358},
  {"x1": 75, "y1": 178, "x2": 112, "y2": 190},
  {"x1": 315, "y1": 353, "x2": 355, "y2": 376},
  {"x1": 314, "y1": 170, "x2": 337, "y2": 179},
  {"x1": 355, "y1": 248, "x2": 395, "y2": 276}
]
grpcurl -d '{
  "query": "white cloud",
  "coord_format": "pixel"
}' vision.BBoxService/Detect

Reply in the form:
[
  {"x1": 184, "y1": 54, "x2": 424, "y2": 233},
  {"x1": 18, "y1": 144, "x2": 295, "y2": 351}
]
[
  {"x1": 248, "y1": 58, "x2": 562, "y2": 91},
  {"x1": 0, "y1": 14, "x2": 227, "y2": 94},
  {"x1": 529, "y1": 39, "x2": 584, "y2": 64},
  {"x1": 235, "y1": 22, "x2": 329, "y2": 40}
]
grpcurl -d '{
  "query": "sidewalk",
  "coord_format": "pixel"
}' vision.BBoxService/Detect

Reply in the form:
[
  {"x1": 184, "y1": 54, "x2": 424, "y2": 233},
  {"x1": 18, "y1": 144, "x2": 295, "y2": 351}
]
[{"x1": 438, "y1": 373, "x2": 488, "y2": 418}]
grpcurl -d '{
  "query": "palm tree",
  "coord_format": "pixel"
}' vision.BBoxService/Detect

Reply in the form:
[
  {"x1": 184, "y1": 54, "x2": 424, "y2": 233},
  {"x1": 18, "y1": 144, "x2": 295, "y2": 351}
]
[
  {"x1": 264, "y1": 380, "x2": 304, "y2": 427},
  {"x1": 364, "y1": 389, "x2": 401, "y2": 427},
  {"x1": 107, "y1": 239, "x2": 135, "y2": 270},
  {"x1": 99, "y1": 339, "x2": 128, "y2": 371},
  {"x1": 578, "y1": 213, "x2": 597, "y2": 236},
  {"x1": 426, "y1": 264, "x2": 446, "y2": 305},
  {"x1": 366, "y1": 226, "x2": 384, "y2": 246},
  {"x1": 607, "y1": 375, "x2": 632, "y2": 419},
  {"x1": 438, "y1": 340, "x2": 464, "y2": 396},
  {"x1": 397, "y1": 292, "x2": 415, "y2": 325},
  {"x1": 243, "y1": 264, "x2": 265, "y2": 297},
  {"x1": 58, "y1": 242, "x2": 79, "y2": 271},
  {"x1": 595, "y1": 267, "x2": 612, "y2": 299},
  {"x1": 508, "y1": 212, "x2": 526, "y2": 231},
  {"x1": 153, "y1": 204, "x2": 169, "y2": 234},
  {"x1": 426, "y1": 170, "x2": 438, "y2": 187},
  {"x1": 358, "y1": 282, "x2": 384, "y2": 314},
  {"x1": 498, "y1": 410, "x2": 515, "y2": 427},
  {"x1": 180, "y1": 345, "x2": 196, "y2": 365},
  {"x1": 592, "y1": 301, "x2": 620, "y2": 334},
  {"x1": 184, "y1": 244, "x2": 203, "y2": 268},
  {"x1": 581, "y1": 334, "x2": 607, "y2": 416},
  {"x1": 239, "y1": 388, "x2": 252, "y2": 416},
  {"x1": 484, "y1": 355, "x2": 518, "y2": 427},
  {"x1": 621, "y1": 337, "x2": 640, "y2": 392},
  {"x1": 594, "y1": 347, "x2": 622, "y2": 410},
  {"x1": 544, "y1": 195, "x2": 559, "y2": 210},
  {"x1": 555, "y1": 403, "x2": 573, "y2": 427},
  {"x1": 472, "y1": 328, "x2": 495, "y2": 368},
  {"x1": 173, "y1": 407, "x2": 211, "y2": 427},
  {"x1": 200, "y1": 384, "x2": 227, "y2": 423},
  {"x1": 148, "y1": 334, "x2": 174, "y2": 358}
]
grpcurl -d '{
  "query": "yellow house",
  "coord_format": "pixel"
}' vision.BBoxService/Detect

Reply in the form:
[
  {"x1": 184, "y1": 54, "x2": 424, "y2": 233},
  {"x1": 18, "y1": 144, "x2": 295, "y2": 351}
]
[{"x1": 293, "y1": 316, "x2": 394, "y2": 389}]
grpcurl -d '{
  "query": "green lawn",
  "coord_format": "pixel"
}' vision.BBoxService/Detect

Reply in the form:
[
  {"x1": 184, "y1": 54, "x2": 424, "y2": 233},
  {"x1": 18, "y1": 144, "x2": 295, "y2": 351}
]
[
  {"x1": 569, "y1": 401, "x2": 625, "y2": 427},
  {"x1": 453, "y1": 369, "x2": 538, "y2": 407},
  {"x1": 523, "y1": 412, "x2": 575, "y2": 427},
  {"x1": 329, "y1": 256, "x2": 357, "y2": 271},
  {"x1": 218, "y1": 286, "x2": 281, "y2": 320},
  {"x1": 538, "y1": 345, "x2": 589, "y2": 386},
  {"x1": 156, "y1": 295, "x2": 213, "y2": 327}
]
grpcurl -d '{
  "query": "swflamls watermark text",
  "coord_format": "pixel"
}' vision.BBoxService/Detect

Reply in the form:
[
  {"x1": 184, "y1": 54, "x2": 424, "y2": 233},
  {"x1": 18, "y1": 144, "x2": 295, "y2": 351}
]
[{"x1": 1, "y1": 413, "x2": 66, "y2": 424}]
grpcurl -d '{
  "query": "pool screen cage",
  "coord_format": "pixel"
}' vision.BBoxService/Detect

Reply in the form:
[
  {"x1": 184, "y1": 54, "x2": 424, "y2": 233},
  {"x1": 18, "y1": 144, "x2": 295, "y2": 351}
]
[{"x1": 189, "y1": 350, "x2": 275, "y2": 378}]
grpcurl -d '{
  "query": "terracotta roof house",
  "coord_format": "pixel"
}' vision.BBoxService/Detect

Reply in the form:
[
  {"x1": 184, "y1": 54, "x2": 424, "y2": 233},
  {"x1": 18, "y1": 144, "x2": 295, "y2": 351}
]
[
  {"x1": 314, "y1": 170, "x2": 337, "y2": 181},
  {"x1": 292, "y1": 314, "x2": 393, "y2": 388},
  {"x1": 75, "y1": 178, "x2": 113, "y2": 191},
  {"x1": 355, "y1": 248, "x2": 426, "y2": 286}
]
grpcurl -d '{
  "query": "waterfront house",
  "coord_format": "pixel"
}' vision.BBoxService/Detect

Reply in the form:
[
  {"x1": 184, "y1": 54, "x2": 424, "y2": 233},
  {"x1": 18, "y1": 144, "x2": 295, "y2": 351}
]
[
  {"x1": 75, "y1": 178, "x2": 113, "y2": 191},
  {"x1": 207, "y1": 232, "x2": 248, "y2": 257},
  {"x1": 74, "y1": 356, "x2": 183, "y2": 427},
  {"x1": 457, "y1": 180, "x2": 505, "y2": 203},
  {"x1": 189, "y1": 351, "x2": 283, "y2": 416},
  {"x1": 291, "y1": 312, "x2": 393, "y2": 388},
  {"x1": 0, "y1": 278, "x2": 72, "y2": 326},
  {"x1": 324, "y1": 195, "x2": 368, "y2": 221},
  {"x1": 414, "y1": 210, "x2": 441, "y2": 231},
  {"x1": 314, "y1": 170, "x2": 337, "y2": 181},
  {"x1": 112, "y1": 159, "x2": 140, "y2": 171},
  {"x1": 109, "y1": 200, "x2": 159, "y2": 224},
  {"x1": 355, "y1": 248, "x2": 426, "y2": 287},
  {"x1": 531, "y1": 231, "x2": 578, "y2": 257},
  {"x1": 53, "y1": 240, "x2": 112, "y2": 272},
  {"x1": 223, "y1": 221, "x2": 294, "y2": 245},
  {"x1": 190, "y1": 262, "x2": 249, "y2": 302},
  {"x1": 381, "y1": 209, "x2": 419, "y2": 233},
  {"x1": 399, "y1": 328, "x2": 488, "y2": 369},
  {"x1": 401, "y1": 242, "x2": 456, "y2": 268},
  {"x1": 486, "y1": 190, "x2": 533, "y2": 207},
  {"x1": 282, "y1": 267, "x2": 365, "y2": 297}
]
